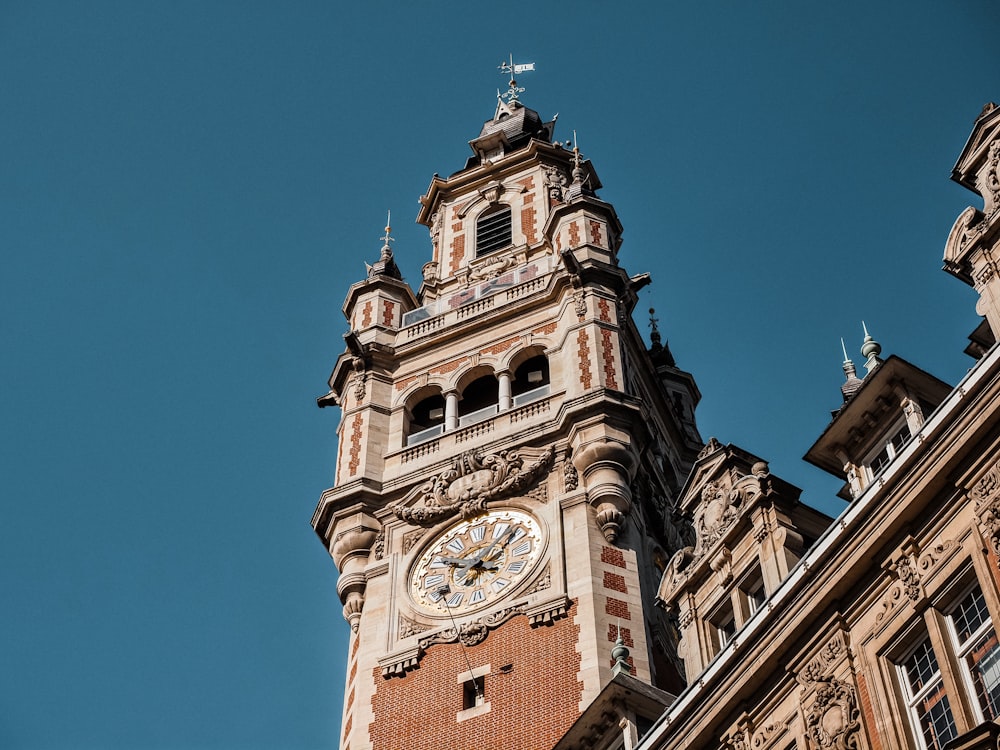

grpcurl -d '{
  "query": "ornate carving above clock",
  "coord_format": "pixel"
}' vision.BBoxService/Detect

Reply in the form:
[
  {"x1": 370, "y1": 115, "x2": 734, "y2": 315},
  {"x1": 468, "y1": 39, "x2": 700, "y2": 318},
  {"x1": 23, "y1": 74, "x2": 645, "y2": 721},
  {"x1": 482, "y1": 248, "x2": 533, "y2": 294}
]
[{"x1": 393, "y1": 446, "x2": 554, "y2": 526}]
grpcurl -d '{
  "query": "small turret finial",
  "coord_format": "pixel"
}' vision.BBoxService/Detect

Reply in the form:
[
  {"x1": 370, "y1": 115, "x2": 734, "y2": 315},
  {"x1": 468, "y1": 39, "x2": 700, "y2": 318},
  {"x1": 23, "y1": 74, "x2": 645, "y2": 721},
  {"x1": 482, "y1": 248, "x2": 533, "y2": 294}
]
[
  {"x1": 611, "y1": 623, "x2": 631, "y2": 676},
  {"x1": 379, "y1": 210, "x2": 394, "y2": 261},
  {"x1": 840, "y1": 337, "x2": 863, "y2": 403},
  {"x1": 367, "y1": 210, "x2": 402, "y2": 280},
  {"x1": 861, "y1": 321, "x2": 883, "y2": 375},
  {"x1": 649, "y1": 307, "x2": 662, "y2": 350}
]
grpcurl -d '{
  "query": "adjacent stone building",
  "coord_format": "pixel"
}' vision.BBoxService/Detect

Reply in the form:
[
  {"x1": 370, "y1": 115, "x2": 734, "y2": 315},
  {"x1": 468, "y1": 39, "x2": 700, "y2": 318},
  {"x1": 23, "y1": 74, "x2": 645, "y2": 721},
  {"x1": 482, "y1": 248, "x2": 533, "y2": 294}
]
[{"x1": 312, "y1": 89, "x2": 1000, "y2": 749}]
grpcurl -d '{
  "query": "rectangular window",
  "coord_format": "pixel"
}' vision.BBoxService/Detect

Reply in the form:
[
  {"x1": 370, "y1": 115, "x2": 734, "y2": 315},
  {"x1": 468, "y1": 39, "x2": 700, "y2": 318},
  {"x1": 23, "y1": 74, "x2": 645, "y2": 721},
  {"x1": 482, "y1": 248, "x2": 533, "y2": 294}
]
[
  {"x1": 476, "y1": 205, "x2": 512, "y2": 256},
  {"x1": 948, "y1": 584, "x2": 1000, "y2": 721},
  {"x1": 710, "y1": 603, "x2": 736, "y2": 651},
  {"x1": 898, "y1": 635, "x2": 958, "y2": 749},
  {"x1": 866, "y1": 421, "x2": 913, "y2": 479},
  {"x1": 462, "y1": 676, "x2": 485, "y2": 709}
]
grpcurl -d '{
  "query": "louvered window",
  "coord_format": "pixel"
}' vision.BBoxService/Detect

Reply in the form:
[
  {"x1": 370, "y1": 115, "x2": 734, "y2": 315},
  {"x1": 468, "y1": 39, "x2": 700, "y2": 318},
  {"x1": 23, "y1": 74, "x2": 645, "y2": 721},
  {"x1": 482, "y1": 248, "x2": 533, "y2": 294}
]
[{"x1": 476, "y1": 205, "x2": 512, "y2": 256}]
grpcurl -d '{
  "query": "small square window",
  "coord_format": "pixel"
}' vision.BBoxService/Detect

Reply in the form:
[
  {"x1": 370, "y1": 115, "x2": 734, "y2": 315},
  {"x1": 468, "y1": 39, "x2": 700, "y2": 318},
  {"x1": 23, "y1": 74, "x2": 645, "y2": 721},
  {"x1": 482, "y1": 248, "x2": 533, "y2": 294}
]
[{"x1": 462, "y1": 676, "x2": 485, "y2": 710}]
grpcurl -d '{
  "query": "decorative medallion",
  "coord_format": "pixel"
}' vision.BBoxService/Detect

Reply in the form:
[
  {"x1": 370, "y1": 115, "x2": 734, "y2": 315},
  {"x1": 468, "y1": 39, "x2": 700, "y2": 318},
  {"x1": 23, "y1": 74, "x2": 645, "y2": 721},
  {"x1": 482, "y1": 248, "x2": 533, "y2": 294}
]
[{"x1": 804, "y1": 679, "x2": 860, "y2": 749}]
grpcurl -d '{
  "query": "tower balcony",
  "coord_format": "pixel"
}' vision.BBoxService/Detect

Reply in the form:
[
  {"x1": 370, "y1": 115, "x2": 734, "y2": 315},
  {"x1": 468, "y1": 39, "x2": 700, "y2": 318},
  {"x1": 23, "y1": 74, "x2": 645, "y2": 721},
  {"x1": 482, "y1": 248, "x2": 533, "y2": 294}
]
[
  {"x1": 400, "y1": 255, "x2": 554, "y2": 338},
  {"x1": 391, "y1": 387, "x2": 558, "y2": 473}
]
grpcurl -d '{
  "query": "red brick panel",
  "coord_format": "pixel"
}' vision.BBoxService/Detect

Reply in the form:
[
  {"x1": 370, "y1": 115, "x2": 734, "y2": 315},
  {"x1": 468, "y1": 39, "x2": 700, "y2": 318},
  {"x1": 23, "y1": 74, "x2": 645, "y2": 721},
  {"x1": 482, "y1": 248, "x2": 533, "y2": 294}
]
[
  {"x1": 481, "y1": 338, "x2": 517, "y2": 356},
  {"x1": 856, "y1": 671, "x2": 883, "y2": 750},
  {"x1": 601, "y1": 546, "x2": 626, "y2": 568},
  {"x1": 605, "y1": 597, "x2": 631, "y2": 620},
  {"x1": 348, "y1": 413, "x2": 364, "y2": 476},
  {"x1": 568, "y1": 221, "x2": 580, "y2": 247},
  {"x1": 606, "y1": 624, "x2": 634, "y2": 648},
  {"x1": 369, "y1": 605, "x2": 582, "y2": 750},
  {"x1": 597, "y1": 298, "x2": 612, "y2": 323},
  {"x1": 382, "y1": 300, "x2": 395, "y2": 327},
  {"x1": 521, "y1": 202, "x2": 537, "y2": 245},
  {"x1": 361, "y1": 300, "x2": 373, "y2": 328},
  {"x1": 449, "y1": 233, "x2": 465, "y2": 275},
  {"x1": 589, "y1": 220, "x2": 603, "y2": 246},
  {"x1": 577, "y1": 330, "x2": 593, "y2": 389},
  {"x1": 603, "y1": 571, "x2": 627, "y2": 593},
  {"x1": 532, "y1": 321, "x2": 558, "y2": 336},
  {"x1": 432, "y1": 359, "x2": 461, "y2": 376},
  {"x1": 601, "y1": 329, "x2": 619, "y2": 389}
]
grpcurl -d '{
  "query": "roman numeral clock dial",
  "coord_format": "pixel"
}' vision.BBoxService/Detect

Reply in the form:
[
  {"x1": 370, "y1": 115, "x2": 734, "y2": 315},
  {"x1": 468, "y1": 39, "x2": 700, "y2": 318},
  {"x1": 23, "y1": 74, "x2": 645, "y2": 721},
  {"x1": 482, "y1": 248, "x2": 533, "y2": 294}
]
[{"x1": 410, "y1": 510, "x2": 543, "y2": 615}]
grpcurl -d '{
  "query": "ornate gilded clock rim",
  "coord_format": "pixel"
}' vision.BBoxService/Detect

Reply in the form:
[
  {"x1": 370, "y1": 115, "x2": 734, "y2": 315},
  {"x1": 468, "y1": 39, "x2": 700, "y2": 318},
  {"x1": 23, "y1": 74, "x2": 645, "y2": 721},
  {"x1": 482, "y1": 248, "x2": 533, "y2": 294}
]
[{"x1": 407, "y1": 507, "x2": 546, "y2": 618}]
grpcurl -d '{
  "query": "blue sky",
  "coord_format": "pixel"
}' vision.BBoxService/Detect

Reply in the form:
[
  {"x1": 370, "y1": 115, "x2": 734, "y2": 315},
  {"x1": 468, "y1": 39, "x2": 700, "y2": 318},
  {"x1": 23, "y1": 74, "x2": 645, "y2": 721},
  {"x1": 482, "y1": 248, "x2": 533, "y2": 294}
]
[{"x1": 1, "y1": 2, "x2": 997, "y2": 748}]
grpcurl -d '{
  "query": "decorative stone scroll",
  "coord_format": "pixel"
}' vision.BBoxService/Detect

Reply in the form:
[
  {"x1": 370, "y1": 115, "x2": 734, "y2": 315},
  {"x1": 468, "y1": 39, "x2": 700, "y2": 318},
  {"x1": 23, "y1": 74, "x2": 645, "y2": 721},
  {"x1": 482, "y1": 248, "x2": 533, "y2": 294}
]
[
  {"x1": 393, "y1": 446, "x2": 554, "y2": 526},
  {"x1": 750, "y1": 721, "x2": 785, "y2": 749},
  {"x1": 793, "y1": 628, "x2": 860, "y2": 749},
  {"x1": 418, "y1": 606, "x2": 522, "y2": 649},
  {"x1": 799, "y1": 632, "x2": 848, "y2": 685},
  {"x1": 397, "y1": 613, "x2": 429, "y2": 639},
  {"x1": 973, "y1": 458, "x2": 1000, "y2": 560},
  {"x1": 804, "y1": 679, "x2": 861, "y2": 749}
]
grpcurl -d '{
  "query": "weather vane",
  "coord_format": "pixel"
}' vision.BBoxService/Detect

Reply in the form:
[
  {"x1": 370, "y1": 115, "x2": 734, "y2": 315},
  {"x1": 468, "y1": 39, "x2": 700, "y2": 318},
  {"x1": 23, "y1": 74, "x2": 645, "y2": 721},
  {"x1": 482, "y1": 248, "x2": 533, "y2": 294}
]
[
  {"x1": 379, "y1": 210, "x2": 394, "y2": 260},
  {"x1": 498, "y1": 54, "x2": 535, "y2": 102}
]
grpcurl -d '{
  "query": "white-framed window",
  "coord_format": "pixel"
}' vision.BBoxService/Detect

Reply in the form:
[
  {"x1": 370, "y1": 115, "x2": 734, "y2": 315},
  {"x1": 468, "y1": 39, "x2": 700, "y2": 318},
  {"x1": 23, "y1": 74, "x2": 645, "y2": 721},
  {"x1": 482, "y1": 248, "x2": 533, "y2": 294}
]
[
  {"x1": 894, "y1": 577, "x2": 1000, "y2": 749},
  {"x1": 898, "y1": 633, "x2": 958, "y2": 749},
  {"x1": 947, "y1": 583, "x2": 1000, "y2": 722},
  {"x1": 865, "y1": 420, "x2": 912, "y2": 478},
  {"x1": 709, "y1": 602, "x2": 736, "y2": 651}
]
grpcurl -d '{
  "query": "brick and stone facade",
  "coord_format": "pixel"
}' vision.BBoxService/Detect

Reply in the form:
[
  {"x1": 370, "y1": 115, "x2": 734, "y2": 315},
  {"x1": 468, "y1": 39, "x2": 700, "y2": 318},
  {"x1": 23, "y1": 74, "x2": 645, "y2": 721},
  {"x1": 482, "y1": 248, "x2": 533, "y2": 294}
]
[{"x1": 315, "y1": 90, "x2": 1000, "y2": 750}]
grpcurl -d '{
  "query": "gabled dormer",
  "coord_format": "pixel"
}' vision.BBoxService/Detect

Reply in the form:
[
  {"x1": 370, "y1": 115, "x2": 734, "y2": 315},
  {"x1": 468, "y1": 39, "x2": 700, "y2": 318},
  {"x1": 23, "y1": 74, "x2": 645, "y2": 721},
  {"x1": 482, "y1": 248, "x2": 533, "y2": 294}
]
[
  {"x1": 656, "y1": 440, "x2": 830, "y2": 680},
  {"x1": 944, "y1": 102, "x2": 1000, "y2": 339},
  {"x1": 804, "y1": 353, "x2": 951, "y2": 500}
]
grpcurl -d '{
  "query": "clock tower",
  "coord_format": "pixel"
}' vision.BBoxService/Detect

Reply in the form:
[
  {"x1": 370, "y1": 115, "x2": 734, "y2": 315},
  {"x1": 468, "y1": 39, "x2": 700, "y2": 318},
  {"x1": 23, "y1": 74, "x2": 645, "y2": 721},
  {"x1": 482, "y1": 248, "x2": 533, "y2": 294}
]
[{"x1": 312, "y1": 78, "x2": 704, "y2": 749}]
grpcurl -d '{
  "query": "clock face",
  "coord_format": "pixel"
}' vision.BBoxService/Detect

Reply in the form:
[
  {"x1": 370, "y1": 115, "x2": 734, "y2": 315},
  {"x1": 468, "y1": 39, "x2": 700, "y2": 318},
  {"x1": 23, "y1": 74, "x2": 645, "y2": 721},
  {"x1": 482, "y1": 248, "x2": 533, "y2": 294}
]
[{"x1": 410, "y1": 509, "x2": 543, "y2": 615}]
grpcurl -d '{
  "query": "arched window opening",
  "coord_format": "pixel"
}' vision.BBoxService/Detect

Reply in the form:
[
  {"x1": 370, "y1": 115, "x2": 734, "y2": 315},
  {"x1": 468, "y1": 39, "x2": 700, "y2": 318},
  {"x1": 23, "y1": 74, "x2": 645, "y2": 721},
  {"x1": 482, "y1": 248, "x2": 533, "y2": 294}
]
[
  {"x1": 407, "y1": 393, "x2": 446, "y2": 446},
  {"x1": 458, "y1": 375, "x2": 499, "y2": 427},
  {"x1": 476, "y1": 205, "x2": 512, "y2": 257},
  {"x1": 511, "y1": 355, "x2": 550, "y2": 406}
]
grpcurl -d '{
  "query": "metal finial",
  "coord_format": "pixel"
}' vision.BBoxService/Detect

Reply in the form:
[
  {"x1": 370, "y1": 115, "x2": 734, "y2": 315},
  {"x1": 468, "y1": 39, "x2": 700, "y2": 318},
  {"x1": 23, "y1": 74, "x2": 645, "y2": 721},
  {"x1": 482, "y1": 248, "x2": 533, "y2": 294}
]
[
  {"x1": 860, "y1": 321, "x2": 883, "y2": 375},
  {"x1": 571, "y1": 130, "x2": 586, "y2": 183},
  {"x1": 611, "y1": 623, "x2": 631, "y2": 675},
  {"x1": 379, "y1": 210, "x2": 394, "y2": 261},
  {"x1": 649, "y1": 307, "x2": 662, "y2": 348},
  {"x1": 841, "y1": 337, "x2": 850, "y2": 364},
  {"x1": 498, "y1": 54, "x2": 534, "y2": 102}
]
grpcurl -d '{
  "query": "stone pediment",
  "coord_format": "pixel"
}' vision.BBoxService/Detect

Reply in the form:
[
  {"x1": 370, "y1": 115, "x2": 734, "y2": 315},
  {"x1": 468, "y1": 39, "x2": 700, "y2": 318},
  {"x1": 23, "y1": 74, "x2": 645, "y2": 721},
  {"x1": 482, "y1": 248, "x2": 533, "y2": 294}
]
[
  {"x1": 392, "y1": 446, "x2": 554, "y2": 526},
  {"x1": 657, "y1": 441, "x2": 774, "y2": 605},
  {"x1": 677, "y1": 439, "x2": 767, "y2": 515}
]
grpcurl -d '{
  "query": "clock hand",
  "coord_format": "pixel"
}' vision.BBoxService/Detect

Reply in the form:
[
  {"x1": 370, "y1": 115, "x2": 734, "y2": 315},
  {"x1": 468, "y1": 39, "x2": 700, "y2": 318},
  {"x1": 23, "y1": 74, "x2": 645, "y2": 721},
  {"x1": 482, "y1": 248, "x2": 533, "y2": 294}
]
[
  {"x1": 468, "y1": 529, "x2": 517, "y2": 567},
  {"x1": 436, "y1": 555, "x2": 474, "y2": 568}
]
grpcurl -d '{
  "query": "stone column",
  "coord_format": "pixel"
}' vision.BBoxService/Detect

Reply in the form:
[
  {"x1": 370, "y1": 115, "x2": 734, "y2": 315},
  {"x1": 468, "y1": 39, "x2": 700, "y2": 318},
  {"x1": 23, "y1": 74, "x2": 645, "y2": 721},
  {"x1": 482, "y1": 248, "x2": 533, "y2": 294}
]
[
  {"x1": 445, "y1": 390, "x2": 459, "y2": 431},
  {"x1": 497, "y1": 370, "x2": 512, "y2": 411}
]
